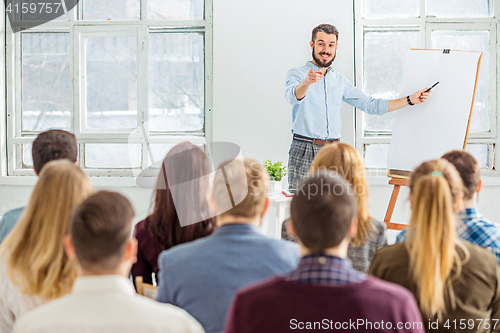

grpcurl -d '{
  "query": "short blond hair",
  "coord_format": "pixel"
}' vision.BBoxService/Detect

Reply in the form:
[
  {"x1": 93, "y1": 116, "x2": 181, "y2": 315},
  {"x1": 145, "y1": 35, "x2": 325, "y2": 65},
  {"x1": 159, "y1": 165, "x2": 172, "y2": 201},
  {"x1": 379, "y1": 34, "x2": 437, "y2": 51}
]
[{"x1": 213, "y1": 158, "x2": 269, "y2": 218}]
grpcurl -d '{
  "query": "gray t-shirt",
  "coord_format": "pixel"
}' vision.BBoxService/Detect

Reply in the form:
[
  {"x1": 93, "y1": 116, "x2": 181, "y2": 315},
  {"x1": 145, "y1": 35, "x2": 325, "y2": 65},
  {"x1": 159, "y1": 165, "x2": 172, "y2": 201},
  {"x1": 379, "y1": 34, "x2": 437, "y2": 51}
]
[{"x1": 347, "y1": 218, "x2": 387, "y2": 273}]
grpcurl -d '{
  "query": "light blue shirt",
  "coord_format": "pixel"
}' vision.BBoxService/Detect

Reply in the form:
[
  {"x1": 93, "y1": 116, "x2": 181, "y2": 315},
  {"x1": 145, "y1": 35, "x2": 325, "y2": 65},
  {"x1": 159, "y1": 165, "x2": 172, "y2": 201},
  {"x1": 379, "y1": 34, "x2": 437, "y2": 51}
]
[
  {"x1": 285, "y1": 61, "x2": 389, "y2": 139},
  {"x1": 0, "y1": 207, "x2": 24, "y2": 244}
]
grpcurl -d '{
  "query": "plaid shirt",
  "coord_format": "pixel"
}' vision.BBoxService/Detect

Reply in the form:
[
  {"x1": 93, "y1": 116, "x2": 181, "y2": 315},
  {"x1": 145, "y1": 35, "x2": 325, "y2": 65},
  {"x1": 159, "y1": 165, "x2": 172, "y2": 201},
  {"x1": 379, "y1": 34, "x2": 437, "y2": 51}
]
[
  {"x1": 285, "y1": 254, "x2": 365, "y2": 286},
  {"x1": 457, "y1": 208, "x2": 500, "y2": 264},
  {"x1": 396, "y1": 208, "x2": 500, "y2": 265}
]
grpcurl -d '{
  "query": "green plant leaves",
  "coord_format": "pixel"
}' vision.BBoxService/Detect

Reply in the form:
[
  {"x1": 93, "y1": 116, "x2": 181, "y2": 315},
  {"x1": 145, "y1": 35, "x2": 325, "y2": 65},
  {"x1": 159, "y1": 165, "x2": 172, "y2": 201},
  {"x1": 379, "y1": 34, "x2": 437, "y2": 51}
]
[{"x1": 263, "y1": 159, "x2": 288, "y2": 181}]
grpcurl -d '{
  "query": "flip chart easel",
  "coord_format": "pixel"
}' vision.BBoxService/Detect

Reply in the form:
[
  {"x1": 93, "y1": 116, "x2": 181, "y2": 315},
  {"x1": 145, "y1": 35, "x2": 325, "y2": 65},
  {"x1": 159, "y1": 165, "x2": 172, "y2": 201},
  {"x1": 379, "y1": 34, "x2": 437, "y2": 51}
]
[{"x1": 384, "y1": 48, "x2": 482, "y2": 230}]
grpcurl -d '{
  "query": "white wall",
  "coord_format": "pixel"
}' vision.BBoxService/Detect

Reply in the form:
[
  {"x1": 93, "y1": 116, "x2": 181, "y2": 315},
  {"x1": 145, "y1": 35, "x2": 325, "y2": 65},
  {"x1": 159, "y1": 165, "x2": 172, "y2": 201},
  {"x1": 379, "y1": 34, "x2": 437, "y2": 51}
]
[{"x1": 1, "y1": 0, "x2": 500, "y2": 229}]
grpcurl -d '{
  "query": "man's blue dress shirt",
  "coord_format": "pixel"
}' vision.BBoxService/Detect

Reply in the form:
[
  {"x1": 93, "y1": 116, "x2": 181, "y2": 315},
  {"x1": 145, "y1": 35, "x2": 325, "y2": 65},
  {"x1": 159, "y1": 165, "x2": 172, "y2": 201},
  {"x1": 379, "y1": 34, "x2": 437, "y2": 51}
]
[{"x1": 285, "y1": 61, "x2": 389, "y2": 140}]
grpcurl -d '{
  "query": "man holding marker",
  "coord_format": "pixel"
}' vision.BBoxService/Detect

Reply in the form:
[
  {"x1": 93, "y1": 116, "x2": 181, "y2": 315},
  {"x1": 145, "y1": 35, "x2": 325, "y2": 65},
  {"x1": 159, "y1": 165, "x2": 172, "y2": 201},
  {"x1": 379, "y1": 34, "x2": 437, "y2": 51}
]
[{"x1": 285, "y1": 24, "x2": 432, "y2": 190}]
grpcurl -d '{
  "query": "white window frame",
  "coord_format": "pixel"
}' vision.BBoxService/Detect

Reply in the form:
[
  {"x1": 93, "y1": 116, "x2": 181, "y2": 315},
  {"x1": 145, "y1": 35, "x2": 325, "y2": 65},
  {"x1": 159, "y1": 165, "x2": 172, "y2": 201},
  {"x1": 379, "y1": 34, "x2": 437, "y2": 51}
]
[
  {"x1": 354, "y1": 0, "x2": 499, "y2": 177},
  {"x1": 2, "y1": 0, "x2": 213, "y2": 182}
]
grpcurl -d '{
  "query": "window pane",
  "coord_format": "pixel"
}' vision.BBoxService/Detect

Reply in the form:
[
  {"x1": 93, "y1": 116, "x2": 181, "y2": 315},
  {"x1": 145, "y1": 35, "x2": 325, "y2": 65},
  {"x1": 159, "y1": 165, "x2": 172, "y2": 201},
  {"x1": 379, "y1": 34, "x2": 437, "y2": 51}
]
[
  {"x1": 364, "y1": 144, "x2": 390, "y2": 169},
  {"x1": 466, "y1": 144, "x2": 494, "y2": 170},
  {"x1": 18, "y1": 1, "x2": 69, "y2": 21},
  {"x1": 149, "y1": 33, "x2": 204, "y2": 132},
  {"x1": 363, "y1": 30, "x2": 420, "y2": 132},
  {"x1": 83, "y1": 0, "x2": 140, "y2": 20},
  {"x1": 148, "y1": 0, "x2": 203, "y2": 20},
  {"x1": 427, "y1": 0, "x2": 492, "y2": 18},
  {"x1": 86, "y1": 35, "x2": 137, "y2": 130},
  {"x1": 432, "y1": 31, "x2": 490, "y2": 132},
  {"x1": 22, "y1": 143, "x2": 33, "y2": 167},
  {"x1": 22, "y1": 33, "x2": 70, "y2": 132},
  {"x1": 146, "y1": 143, "x2": 204, "y2": 166},
  {"x1": 363, "y1": 0, "x2": 419, "y2": 18},
  {"x1": 85, "y1": 144, "x2": 141, "y2": 168},
  {"x1": 55, "y1": 13, "x2": 70, "y2": 20},
  {"x1": 147, "y1": 144, "x2": 175, "y2": 166}
]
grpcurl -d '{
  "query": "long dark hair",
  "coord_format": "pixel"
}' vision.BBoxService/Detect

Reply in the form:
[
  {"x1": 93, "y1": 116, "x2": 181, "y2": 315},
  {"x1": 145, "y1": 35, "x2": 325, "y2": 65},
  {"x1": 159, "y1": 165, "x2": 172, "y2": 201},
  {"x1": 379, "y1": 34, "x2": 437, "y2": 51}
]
[{"x1": 147, "y1": 142, "x2": 215, "y2": 255}]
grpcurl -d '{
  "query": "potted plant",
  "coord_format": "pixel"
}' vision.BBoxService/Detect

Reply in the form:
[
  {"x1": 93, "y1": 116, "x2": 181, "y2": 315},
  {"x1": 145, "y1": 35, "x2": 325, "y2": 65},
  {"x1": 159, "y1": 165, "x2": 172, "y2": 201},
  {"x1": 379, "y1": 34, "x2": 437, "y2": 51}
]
[{"x1": 263, "y1": 160, "x2": 288, "y2": 195}]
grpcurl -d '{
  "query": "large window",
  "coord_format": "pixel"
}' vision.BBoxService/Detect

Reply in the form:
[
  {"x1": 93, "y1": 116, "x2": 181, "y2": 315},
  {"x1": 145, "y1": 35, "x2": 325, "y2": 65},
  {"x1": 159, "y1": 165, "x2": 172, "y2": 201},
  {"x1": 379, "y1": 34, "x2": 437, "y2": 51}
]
[
  {"x1": 6, "y1": 0, "x2": 212, "y2": 176},
  {"x1": 355, "y1": 0, "x2": 498, "y2": 174}
]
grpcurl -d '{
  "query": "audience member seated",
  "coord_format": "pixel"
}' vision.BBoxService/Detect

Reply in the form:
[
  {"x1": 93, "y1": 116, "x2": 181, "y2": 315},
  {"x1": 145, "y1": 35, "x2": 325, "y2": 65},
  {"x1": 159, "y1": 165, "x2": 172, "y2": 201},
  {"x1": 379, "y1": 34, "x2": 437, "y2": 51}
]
[
  {"x1": 0, "y1": 161, "x2": 93, "y2": 332},
  {"x1": 397, "y1": 150, "x2": 500, "y2": 264},
  {"x1": 370, "y1": 159, "x2": 500, "y2": 331},
  {"x1": 225, "y1": 171, "x2": 423, "y2": 333},
  {"x1": 0, "y1": 130, "x2": 78, "y2": 244},
  {"x1": 310, "y1": 143, "x2": 387, "y2": 272},
  {"x1": 157, "y1": 158, "x2": 300, "y2": 333},
  {"x1": 12, "y1": 191, "x2": 205, "y2": 333},
  {"x1": 131, "y1": 142, "x2": 215, "y2": 287}
]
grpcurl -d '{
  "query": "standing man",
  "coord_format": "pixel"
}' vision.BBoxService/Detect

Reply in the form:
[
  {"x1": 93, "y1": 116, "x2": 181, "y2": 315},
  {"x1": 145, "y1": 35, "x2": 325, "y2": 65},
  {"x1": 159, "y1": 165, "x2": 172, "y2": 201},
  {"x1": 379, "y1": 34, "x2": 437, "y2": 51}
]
[{"x1": 285, "y1": 24, "x2": 431, "y2": 189}]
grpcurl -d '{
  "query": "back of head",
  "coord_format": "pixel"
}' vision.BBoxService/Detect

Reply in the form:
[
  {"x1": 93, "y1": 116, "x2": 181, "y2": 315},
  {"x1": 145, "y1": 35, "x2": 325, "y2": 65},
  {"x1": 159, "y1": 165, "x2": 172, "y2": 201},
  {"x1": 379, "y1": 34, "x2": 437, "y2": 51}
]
[
  {"x1": 441, "y1": 150, "x2": 480, "y2": 200},
  {"x1": 1, "y1": 160, "x2": 93, "y2": 299},
  {"x1": 154, "y1": 142, "x2": 212, "y2": 228},
  {"x1": 213, "y1": 158, "x2": 268, "y2": 220},
  {"x1": 149, "y1": 142, "x2": 214, "y2": 253},
  {"x1": 291, "y1": 171, "x2": 357, "y2": 253},
  {"x1": 32, "y1": 130, "x2": 77, "y2": 175},
  {"x1": 70, "y1": 191, "x2": 135, "y2": 273},
  {"x1": 407, "y1": 159, "x2": 464, "y2": 318},
  {"x1": 309, "y1": 143, "x2": 371, "y2": 246}
]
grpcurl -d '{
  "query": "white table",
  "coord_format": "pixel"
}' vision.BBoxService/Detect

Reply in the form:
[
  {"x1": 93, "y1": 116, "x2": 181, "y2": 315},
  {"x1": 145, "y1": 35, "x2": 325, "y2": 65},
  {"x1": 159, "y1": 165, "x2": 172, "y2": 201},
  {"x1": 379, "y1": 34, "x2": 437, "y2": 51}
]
[{"x1": 265, "y1": 193, "x2": 292, "y2": 239}]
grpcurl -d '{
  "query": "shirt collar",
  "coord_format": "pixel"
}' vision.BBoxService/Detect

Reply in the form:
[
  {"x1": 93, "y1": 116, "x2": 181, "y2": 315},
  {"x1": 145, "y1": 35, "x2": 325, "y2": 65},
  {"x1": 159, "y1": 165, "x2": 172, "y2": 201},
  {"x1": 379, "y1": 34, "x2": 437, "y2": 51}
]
[
  {"x1": 287, "y1": 254, "x2": 365, "y2": 285},
  {"x1": 459, "y1": 207, "x2": 480, "y2": 219},
  {"x1": 457, "y1": 208, "x2": 482, "y2": 236},
  {"x1": 213, "y1": 223, "x2": 262, "y2": 236},
  {"x1": 306, "y1": 61, "x2": 331, "y2": 74},
  {"x1": 299, "y1": 254, "x2": 351, "y2": 267},
  {"x1": 72, "y1": 275, "x2": 136, "y2": 296}
]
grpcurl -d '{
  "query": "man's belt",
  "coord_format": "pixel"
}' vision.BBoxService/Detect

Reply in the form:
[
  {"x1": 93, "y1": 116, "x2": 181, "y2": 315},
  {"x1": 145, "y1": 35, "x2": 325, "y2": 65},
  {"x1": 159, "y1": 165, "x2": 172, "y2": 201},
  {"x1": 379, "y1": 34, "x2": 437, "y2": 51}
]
[{"x1": 293, "y1": 134, "x2": 339, "y2": 146}]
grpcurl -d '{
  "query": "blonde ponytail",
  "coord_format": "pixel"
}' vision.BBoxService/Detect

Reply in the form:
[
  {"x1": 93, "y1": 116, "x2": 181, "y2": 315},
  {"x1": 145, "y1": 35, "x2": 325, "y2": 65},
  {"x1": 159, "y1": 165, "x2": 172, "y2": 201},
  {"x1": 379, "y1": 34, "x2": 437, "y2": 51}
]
[{"x1": 406, "y1": 159, "x2": 466, "y2": 318}]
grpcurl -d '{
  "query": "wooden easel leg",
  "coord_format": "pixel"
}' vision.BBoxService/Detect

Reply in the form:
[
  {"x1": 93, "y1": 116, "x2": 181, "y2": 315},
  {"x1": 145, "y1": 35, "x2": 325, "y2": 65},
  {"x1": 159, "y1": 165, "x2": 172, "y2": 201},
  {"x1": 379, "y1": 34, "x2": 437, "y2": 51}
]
[{"x1": 384, "y1": 185, "x2": 401, "y2": 225}]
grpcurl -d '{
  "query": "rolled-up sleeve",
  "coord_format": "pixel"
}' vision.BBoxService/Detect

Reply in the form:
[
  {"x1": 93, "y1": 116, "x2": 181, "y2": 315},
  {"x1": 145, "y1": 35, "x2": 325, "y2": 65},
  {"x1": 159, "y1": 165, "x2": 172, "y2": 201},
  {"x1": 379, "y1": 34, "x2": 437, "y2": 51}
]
[
  {"x1": 341, "y1": 76, "x2": 389, "y2": 115},
  {"x1": 284, "y1": 70, "x2": 304, "y2": 105}
]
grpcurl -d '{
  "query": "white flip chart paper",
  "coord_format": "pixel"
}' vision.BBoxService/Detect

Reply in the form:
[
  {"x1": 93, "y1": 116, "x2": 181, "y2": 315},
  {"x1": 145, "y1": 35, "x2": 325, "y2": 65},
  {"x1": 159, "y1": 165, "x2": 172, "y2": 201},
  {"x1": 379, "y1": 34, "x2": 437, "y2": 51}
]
[{"x1": 386, "y1": 49, "x2": 481, "y2": 171}]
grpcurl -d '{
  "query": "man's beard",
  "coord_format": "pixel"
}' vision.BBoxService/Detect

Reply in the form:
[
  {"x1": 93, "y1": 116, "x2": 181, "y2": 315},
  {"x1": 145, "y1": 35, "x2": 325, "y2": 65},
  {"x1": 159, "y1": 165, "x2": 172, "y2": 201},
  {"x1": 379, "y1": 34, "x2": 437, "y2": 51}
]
[{"x1": 312, "y1": 48, "x2": 335, "y2": 68}]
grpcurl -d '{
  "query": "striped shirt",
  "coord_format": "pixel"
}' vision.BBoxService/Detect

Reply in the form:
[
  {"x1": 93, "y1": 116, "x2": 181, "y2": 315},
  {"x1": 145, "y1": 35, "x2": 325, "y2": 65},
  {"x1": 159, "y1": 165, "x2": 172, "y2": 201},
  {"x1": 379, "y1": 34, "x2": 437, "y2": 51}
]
[
  {"x1": 285, "y1": 255, "x2": 365, "y2": 286},
  {"x1": 396, "y1": 208, "x2": 500, "y2": 265}
]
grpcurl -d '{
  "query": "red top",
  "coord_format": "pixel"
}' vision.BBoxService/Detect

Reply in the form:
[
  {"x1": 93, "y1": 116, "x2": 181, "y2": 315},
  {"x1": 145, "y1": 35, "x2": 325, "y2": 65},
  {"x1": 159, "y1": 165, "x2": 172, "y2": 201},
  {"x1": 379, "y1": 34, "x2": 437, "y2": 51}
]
[
  {"x1": 225, "y1": 276, "x2": 424, "y2": 333},
  {"x1": 131, "y1": 220, "x2": 159, "y2": 285}
]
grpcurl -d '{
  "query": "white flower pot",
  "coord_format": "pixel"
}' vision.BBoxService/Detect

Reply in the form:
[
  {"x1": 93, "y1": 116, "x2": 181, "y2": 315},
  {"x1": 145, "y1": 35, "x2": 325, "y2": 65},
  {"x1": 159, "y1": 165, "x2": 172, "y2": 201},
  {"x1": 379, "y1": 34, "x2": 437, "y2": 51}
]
[{"x1": 269, "y1": 180, "x2": 282, "y2": 195}]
